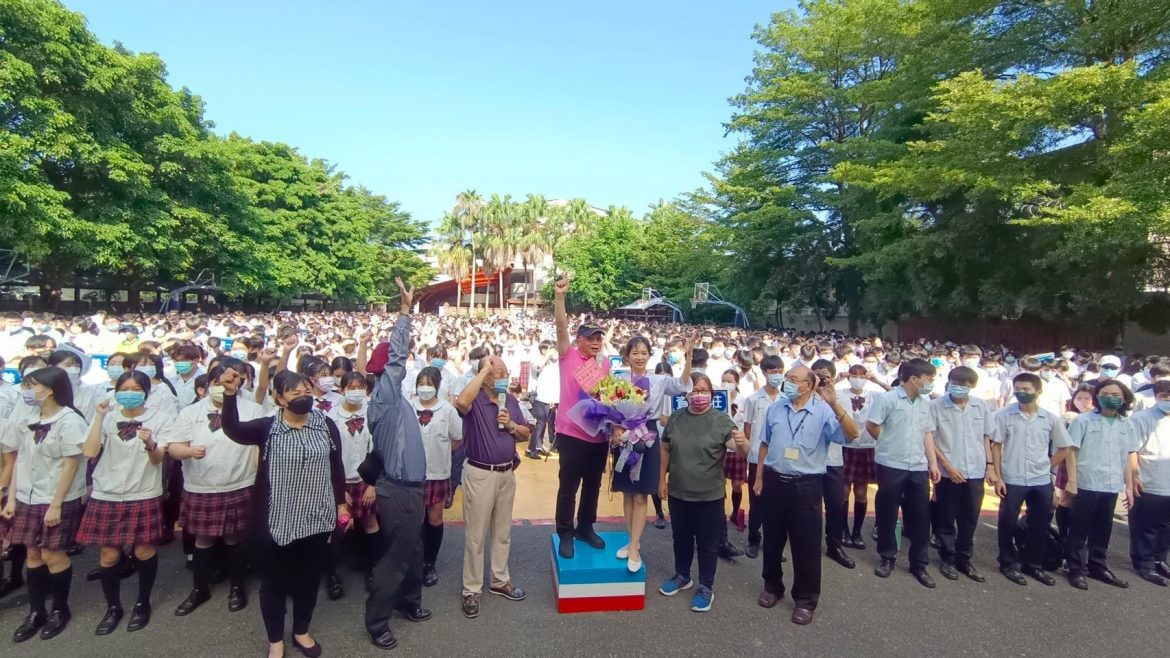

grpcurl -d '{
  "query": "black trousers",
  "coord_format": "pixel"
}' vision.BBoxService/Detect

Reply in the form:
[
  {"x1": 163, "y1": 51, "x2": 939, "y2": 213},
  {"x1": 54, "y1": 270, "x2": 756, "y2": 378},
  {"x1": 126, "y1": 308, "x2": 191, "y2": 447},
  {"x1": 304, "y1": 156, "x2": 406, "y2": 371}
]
[
  {"x1": 761, "y1": 470, "x2": 824, "y2": 610},
  {"x1": 934, "y1": 478, "x2": 985, "y2": 566},
  {"x1": 1130, "y1": 492, "x2": 1170, "y2": 571},
  {"x1": 258, "y1": 532, "x2": 329, "y2": 644},
  {"x1": 529, "y1": 400, "x2": 550, "y2": 454},
  {"x1": 1066, "y1": 489, "x2": 1118, "y2": 575},
  {"x1": 554, "y1": 434, "x2": 609, "y2": 535},
  {"x1": 747, "y1": 463, "x2": 764, "y2": 546},
  {"x1": 823, "y1": 465, "x2": 846, "y2": 549},
  {"x1": 365, "y1": 479, "x2": 424, "y2": 636},
  {"x1": 668, "y1": 497, "x2": 723, "y2": 588},
  {"x1": 997, "y1": 483, "x2": 1053, "y2": 571},
  {"x1": 875, "y1": 466, "x2": 930, "y2": 569}
]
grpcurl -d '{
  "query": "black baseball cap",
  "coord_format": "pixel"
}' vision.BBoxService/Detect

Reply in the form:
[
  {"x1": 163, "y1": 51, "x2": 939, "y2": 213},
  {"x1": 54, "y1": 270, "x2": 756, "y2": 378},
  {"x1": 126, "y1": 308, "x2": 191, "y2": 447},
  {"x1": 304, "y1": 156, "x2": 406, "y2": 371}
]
[{"x1": 576, "y1": 324, "x2": 604, "y2": 338}]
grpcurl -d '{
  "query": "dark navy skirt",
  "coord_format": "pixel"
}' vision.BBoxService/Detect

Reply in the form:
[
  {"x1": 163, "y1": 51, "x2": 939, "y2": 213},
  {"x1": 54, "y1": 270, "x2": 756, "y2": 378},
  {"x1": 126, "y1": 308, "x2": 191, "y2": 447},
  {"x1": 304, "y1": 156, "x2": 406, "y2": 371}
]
[{"x1": 611, "y1": 421, "x2": 661, "y2": 495}]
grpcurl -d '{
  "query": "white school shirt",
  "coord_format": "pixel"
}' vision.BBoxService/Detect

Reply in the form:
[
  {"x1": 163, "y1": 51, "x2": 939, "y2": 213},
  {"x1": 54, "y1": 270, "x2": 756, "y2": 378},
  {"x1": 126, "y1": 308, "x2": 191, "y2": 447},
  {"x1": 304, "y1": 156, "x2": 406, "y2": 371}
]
[
  {"x1": 1131, "y1": 407, "x2": 1170, "y2": 496},
  {"x1": 413, "y1": 398, "x2": 462, "y2": 481},
  {"x1": 313, "y1": 390, "x2": 344, "y2": 415},
  {"x1": 4, "y1": 406, "x2": 89, "y2": 505},
  {"x1": 744, "y1": 387, "x2": 782, "y2": 464},
  {"x1": 170, "y1": 368, "x2": 206, "y2": 410},
  {"x1": 145, "y1": 383, "x2": 180, "y2": 416},
  {"x1": 177, "y1": 396, "x2": 262, "y2": 493},
  {"x1": 535, "y1": 362, "x2": 560, "y2": 406},
  {"x1": 835, "y1": 384, "x2": 880, "y2": 448},
  {"x1": 0, "y1": 382, "x2": 17, "y2": 420},
  {"x1": 90, "y1": 406, "x2": 176, "y2": 502},
  {"x1": 328, "y1": 400, "x2": 373, "y2": 482}
]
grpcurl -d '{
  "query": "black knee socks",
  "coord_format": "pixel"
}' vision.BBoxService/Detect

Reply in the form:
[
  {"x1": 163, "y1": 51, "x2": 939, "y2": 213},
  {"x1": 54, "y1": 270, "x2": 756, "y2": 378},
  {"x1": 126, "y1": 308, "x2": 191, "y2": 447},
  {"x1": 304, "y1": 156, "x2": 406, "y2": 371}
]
[
  {"x1": 49, "y1": 566, "x2": 72, "y2": 614},
  {"x1": 852, "y1": 500, "x2": 867, "y2": 536},
  {"x1": 1055, "y1": 505, "x2": 1072, "y2": 540},
  {"x1": 99, "y1": 564, "x2": 121, "y2": 608},
  {"x1": 731, "y1": 489, "x2": 743, "y2": 516},
  {"x1": 137, "y1": 555, "x2": 158, "y2": 606},
  {"x1": 182, "y1": 531, "x2": 195, "y2": 557},
  {"x1": 27, "y1": 565, "x2": 50, "y2": 616},
  {"x1": 652, "y1": 494, "x2": 664, "y2": 517},
  {"x1": 224, "y1": 544, "x2": 246, "y2": 587},
  {"x1": 422, "y1": 521, "x2": 444, "y2": 566},
  {"x1": 191, "y1": 546, "x2": 211, "y2": 593}
]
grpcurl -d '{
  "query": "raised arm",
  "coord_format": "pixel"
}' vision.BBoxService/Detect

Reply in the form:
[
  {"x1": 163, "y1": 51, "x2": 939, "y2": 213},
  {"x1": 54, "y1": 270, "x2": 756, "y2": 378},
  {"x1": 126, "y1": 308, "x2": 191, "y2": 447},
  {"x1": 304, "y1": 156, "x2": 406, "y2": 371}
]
[
  {"x1": 82, "y1": 401, "x2": 110, "y2": 459},
  {"x1": 219, "y1": 369, "x2": 271, "y2": 447},
  {"x1": 554, "y1": 273, "x2": 570, "y2": 356},
  {"x1": 373, "y1": 279, "x2": 414, "y2": 411}
]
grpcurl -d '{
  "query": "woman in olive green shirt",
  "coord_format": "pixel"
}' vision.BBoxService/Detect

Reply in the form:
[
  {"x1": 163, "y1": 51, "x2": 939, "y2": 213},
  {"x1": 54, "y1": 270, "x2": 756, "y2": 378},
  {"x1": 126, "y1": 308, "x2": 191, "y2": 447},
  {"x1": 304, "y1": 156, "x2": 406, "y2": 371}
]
[{"x1": 657, "y1": 373, "x2": 747, "y2": 612}]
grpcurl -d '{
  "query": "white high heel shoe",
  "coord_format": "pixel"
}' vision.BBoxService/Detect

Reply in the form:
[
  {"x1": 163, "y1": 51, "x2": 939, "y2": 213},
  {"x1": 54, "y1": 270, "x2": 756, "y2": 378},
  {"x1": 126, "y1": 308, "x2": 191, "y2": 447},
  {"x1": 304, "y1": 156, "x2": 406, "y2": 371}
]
[{"x1": 616, "y1": 545, "x2": 629, "y2": 559}]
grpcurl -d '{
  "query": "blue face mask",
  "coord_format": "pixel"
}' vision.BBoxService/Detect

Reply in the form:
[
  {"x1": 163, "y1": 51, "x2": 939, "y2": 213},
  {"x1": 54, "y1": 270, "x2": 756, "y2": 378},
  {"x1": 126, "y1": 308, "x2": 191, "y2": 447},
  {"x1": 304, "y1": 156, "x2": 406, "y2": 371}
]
[
  {"x1": 115, "y1": 391, "x2": 146, "y2": 409},
  {"x1": 1156, "y1": 400, "x2": 1170, "y2": 414},
  {"x1": 107, "y1": 366, "x2": 125, "y2": 381},
  {"x1": 667, "y1": 352, "x2": 680, "y2": 365},
  {"x1": 947, "y1": 384, "x2": 969, "y2": 399},
  {"x1": 1101, "y1": 367, "x2": 1120, "y2": 378},
  {"x1": 919, "y1": 380, "x2": 935, "y2": 396},
  {"x1": 174, "y1": 361, "x2": 194, "y2": 375},
  {"x1": 930, "y1": 357, "x2": 945, "y2": 368},
  {"x1": 138, "y1": 366, "x2": 157, "y2": 379},
  {"x1": 431, "y1": 358, "x2": 447, "y2": 369},
  {"x1": 493, "y1": 378, "x2": 508, "y2": 393},
  {"x1": 766, "y1": 373, "x2": 783, "y2": 389},
  {"x1": 781, "y1": 380, "x2": 801, "y2": 400}
]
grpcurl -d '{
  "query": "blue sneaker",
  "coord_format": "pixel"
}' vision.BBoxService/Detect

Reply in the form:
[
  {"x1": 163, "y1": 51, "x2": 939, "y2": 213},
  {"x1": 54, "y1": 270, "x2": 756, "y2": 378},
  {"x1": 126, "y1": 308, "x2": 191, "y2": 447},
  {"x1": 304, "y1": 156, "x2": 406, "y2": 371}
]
[
  {"x1": 658, "y1": 574, "x2": 694, "y2": 596},
  {"x1": 690, "y1": 585, "x2": 713, "y2": 612}
]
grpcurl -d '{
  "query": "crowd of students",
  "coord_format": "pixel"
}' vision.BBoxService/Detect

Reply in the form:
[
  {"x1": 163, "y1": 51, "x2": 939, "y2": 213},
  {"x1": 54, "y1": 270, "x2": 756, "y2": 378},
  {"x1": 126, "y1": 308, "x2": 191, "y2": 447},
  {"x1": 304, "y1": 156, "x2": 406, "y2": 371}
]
[{"x1": 0, "y1": 302, "x2": 1167, "y2": 650}]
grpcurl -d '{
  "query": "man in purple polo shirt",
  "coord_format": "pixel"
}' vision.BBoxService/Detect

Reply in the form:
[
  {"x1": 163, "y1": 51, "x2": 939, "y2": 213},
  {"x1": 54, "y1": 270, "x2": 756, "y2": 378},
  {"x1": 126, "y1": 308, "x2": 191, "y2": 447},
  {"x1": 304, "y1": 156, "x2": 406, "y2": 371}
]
[
  {"x1": 552, "y1": 274, "x2": 610, "y2": 560},
  {"x1": 454, "y1": 355, "x2": 532, "y2": 619}
]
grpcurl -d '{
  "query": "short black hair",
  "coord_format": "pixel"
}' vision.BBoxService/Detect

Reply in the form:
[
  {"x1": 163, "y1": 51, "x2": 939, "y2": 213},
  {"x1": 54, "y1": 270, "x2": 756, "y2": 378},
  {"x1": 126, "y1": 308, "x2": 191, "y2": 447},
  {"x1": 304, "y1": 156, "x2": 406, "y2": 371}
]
[
  {"x1": 948, "y1": 366, "x2": 979, "y2": 387},
  {"x1": 898, "y1": 358, "x2": 936, "y2": 383}
]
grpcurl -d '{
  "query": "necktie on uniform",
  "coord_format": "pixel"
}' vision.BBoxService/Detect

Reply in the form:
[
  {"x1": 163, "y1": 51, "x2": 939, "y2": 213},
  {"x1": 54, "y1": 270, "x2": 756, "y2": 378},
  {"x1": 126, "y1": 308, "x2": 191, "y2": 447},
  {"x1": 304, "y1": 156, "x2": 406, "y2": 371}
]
[
  {"x1": 207, "y1": 411, "x2": 222, "y2": 433},
  {"x1": 116, "y1": 421, "x2": 143, "y2": 441}
]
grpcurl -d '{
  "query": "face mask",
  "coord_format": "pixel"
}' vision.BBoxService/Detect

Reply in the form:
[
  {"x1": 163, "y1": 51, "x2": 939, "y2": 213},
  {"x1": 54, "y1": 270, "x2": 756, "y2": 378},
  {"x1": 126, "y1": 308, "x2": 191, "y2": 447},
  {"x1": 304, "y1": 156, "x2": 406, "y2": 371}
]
[
  {"x1": 1014, "y1": 391, "x2": 1037, "y2": 405},
  {"x1": 1101, "y1": 367, "x2": 1120, "y2": 378},
  {"x1": 107, "y1": 365, "x2": 125, "y2": 380},
  {"x1": 930, "y1": 357, "x2": 945, "y2": 368},
  {"x1": 849, "y1": 377, "x2": 867, "y2": 390},
  {"x1": 174, "y1": 361, "x2": 194, "y2": 375},
  {"x1": 316, "y1": 376, "x2": 336, "y2": 392},
  {"x1": 721, "y1": 382, "x2": 736, "y2": 393},
  {"x1": 1062, "y1": 351, "x2": 1074, "y2": 360},
  {"x1": 1039, "y1": 371, "x2": 1054, "y2": 381},
  {"x1": 344, "y1": 389, "x2": 367, "y2": 405},
  {"x1": 63, "y1": 365, "x2": 81, "y2": 382},
  {"x1": 1156, "y1": 400, "x2": 1170, "y2": 414},
  {"x1": 286, "y1": 395, "x2": 314, "y2": 415},
  {"x1": 918, "y1": 380, "x2": 934, "y2": 396},
  {"x1": 493, "y1": 378, "x2": 508, "y2": 393},
  {"x1": 1097, "y1": 395, "x2": 1123, "y2": 410},
  {"x1": 863, "y1": 362, "x2": 878, "y2": 372},
  {"x1": 962, "y1": 358, "x2": 980, "y2": 369},
  {"x1": 209, "y1": 385, "x2": 226, "y2": 404},
  {"x1": 656, "y1": 339, "x2": 666, "y2": 347},
  {"x1": 138, "y1": 366, "x2": 157, "y2": 378},
  {"x1": 688, "y1": 393, "x2": 712, "y2": 413},
  {"x1": 667, "y1": 352, "x2": 681, "y2": 365},
  {"x1": 416, "y1": 385, "x2": 437, "y2": 401},
  {"x1": 781, "y1": 380, "x2": 801, "y2": 400},
  {"x1": 230, "y1": 350, "x2": 248, "y2": 360},
  {"x1": 766, "y1": 373, "x2": 783, "y2": 389},
  {"x1": 1005, "y1": 356, "x2": 1017, "y2": 365},
  {"x1": 723, "y1": 349, "x2": 735, "y2": 359},
  {"x1": 431, "y1": 358, "x2": 447, "y2": 369},
  {"x1": 21, "y1": 389, "x2": 45, "y2": 407},
  {"x1": 115, "y1": 390, "x2": 146, "y2": 409},
  {"x1": 947, "y1": 384, "x2": 969, "y2": 399}
]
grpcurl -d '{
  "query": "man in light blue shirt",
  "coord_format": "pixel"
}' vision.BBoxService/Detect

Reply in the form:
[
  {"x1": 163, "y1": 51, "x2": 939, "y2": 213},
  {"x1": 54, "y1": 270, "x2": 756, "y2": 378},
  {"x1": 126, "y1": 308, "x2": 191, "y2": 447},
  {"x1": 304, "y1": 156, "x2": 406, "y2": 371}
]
[
  {"x1": 928, "y1": 366, "x2": 994, "y2": 583},
  {"x1": 1129, "y1": 380, "x2": 1170, "y2": 585},
  {"x1": 752, "y1": 366, "x2": 859, "y2": 626},
  {"x1": 866, "y1": 358, "x2": 941, "y2": 588}
]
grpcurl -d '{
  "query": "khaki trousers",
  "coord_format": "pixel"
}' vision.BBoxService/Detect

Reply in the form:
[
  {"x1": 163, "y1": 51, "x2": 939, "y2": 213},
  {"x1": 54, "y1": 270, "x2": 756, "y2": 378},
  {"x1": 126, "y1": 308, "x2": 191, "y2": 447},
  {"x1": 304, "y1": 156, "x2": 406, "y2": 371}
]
[{"x1": 461, "y1": 461, "x2": 517, "y2": 595}]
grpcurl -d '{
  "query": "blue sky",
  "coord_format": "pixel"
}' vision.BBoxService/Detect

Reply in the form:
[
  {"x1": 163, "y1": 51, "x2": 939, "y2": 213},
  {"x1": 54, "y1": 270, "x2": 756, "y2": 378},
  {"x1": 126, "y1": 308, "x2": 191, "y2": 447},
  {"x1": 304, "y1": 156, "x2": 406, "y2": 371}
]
[{"x1": 64, "y1": 0, "x2": 789, "y2": 224}]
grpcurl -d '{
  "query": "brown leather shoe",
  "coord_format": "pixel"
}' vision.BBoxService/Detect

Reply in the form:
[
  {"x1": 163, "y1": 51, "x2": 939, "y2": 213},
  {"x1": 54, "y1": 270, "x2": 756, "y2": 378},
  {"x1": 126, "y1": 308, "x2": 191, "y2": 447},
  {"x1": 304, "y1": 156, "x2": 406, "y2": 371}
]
[
  {"x1": 791, "y1": 607, "x2": 814, "y2": 625},
  {"x1": 757, "y1": 590, "x2": 781, "y2": 608}
]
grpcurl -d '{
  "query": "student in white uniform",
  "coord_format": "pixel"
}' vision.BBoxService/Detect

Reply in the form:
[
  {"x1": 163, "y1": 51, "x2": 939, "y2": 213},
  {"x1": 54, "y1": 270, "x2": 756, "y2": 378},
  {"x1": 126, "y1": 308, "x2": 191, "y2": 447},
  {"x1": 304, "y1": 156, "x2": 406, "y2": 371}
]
[
  {"x1": 1, "y1": 367, "x2": 89, "y2": 642},
  {"x1": 1129, "y1": 379, "x2": 1170, "y2": 585},
  {"x1": 76, "y1": 372, "x2": 174, "y2": 635},
  {"x1": 48, "y1": 348, "x2": 101, "y2": 422},
  {"x1": 302, "y1": 360, "x2": 343, "y2": 414},
  {"x1": 0, "y1": 356, "x2": 18, "y2": 419},
  {"x1": 130, "y1": 353, "x2": 179, "y2": 416},
  {"x1": 742, "y1": 355, "x2": 784, "y2": 558},
  {"x1": 413, "y1": 367, "x2": 462, "y2": 588},
  {"x1": 1063, "y1": 379, "x2": 1139, "y2": 590},
  {"x1": 169, "y1": 363, "x2": 262, "y2": 617},
  {"x1": 838, "y1": 364, "x2": 880, "y2": 549},
  {"x1": 169, "y1": 344, "x2": 206, "y2": 410},
  {"x1": 324, "y1": 371, "x2": 381, "y2": 599}
]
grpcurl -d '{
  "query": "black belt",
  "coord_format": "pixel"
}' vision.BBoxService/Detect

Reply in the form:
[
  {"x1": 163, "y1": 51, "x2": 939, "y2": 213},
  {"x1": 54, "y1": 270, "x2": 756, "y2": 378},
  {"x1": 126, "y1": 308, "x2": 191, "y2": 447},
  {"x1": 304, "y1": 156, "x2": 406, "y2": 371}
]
[
  {"x1": 765, "y1": 469, "x2": 822, "y2": 483},
  {"x1": 384, "y1": 476, "x2": 424, "y2": 489},
  {"x1": 467, "y1": 458, "x2": 514, "y2": 473}
]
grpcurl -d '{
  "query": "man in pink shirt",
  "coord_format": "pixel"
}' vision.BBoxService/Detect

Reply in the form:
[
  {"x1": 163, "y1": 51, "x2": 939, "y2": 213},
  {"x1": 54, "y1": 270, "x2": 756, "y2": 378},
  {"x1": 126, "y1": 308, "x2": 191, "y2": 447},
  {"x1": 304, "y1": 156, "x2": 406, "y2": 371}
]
[{"x1": 553, "y1": 275, "x2": 610, "y2": 559}]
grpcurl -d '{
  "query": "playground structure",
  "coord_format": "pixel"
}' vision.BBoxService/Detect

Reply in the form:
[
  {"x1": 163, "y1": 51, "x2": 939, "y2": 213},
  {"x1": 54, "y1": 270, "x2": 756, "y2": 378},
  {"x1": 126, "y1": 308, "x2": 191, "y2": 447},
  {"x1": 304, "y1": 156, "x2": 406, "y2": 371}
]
[
  {"x1": 614, "y1": 288, "x2": 685, "y2": 323},
  {"x1": 690, "y1": 282, "x2": 750, "y2": 328}
]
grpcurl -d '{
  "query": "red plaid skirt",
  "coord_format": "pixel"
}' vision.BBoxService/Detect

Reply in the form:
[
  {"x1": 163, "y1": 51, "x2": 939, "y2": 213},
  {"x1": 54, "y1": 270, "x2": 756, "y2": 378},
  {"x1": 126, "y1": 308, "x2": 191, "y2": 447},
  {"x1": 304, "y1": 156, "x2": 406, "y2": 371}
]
[
  {"x1": 1055, "y1": 463, "x2": 1069, "y2": 490},
  {"x1": 7, "y1": 498, "x2": 84, "y2": 550},
  {"x1": 344, "y1": 481, "x2": 378, "y2": 522},
  {"x1": 425, "y1": 479, "x2": 451, "y2": 507},
  {"x1": 180, "y1": 488, "x2": 253, "y2": 538},
  {"x1": 76, "y1": 497, "x2": 165, "y2": 547},
  {"x1": 723, "y1": 450, "x2": 748, "y2": 483},
  {"x1": 843, "y1": 447, "x2": 877, "y2": 485}
]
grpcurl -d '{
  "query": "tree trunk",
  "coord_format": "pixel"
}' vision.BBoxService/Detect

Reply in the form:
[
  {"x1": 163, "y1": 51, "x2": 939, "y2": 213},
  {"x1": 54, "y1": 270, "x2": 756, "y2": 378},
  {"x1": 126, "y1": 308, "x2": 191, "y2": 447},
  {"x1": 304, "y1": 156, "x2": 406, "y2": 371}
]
[
  {"x1": 455, "y1": 277, "x2": 462, "y2": 315},
  {"x1": 469, "y1": 250, "x2": 477, "y2": 310},
  {"x1": 522, "y1": 259, "x2": 529, "y2": 312},
  {"x1": 498, "y1": 269, "x2": 505, "y2": 310}
]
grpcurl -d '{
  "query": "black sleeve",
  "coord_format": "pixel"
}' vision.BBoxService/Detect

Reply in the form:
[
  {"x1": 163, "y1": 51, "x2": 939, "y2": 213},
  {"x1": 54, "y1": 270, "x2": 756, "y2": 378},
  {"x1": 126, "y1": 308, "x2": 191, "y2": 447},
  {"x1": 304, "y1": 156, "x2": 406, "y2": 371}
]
[
  {"x1": 221, "y1": 393, "x2": 273, "y2": 447},
  {"x1": 324, "y1": 417, "x2": 346, "y2": 505}
]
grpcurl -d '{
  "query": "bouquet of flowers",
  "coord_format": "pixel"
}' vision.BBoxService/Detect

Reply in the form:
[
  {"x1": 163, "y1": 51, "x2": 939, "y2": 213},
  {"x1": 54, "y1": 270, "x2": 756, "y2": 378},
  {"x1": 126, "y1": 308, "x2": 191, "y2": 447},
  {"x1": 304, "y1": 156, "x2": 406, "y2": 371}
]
[{"x1": 566, "y1": 374, "x2": 658, "y2": 481}]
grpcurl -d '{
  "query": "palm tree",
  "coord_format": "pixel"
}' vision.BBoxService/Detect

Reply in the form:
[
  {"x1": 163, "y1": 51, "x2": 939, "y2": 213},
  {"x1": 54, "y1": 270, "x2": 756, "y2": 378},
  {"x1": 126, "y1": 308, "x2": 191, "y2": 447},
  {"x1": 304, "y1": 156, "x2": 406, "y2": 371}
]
[
  {"x1": 519, "y1": 194, "x2": 550, "y2": 311},
  {"x1": 454, "y1": 190, "x2": 483, "y2": 310},
  {"x1": 482, "y1": 194, "x2": 517, "y2": 311},
  {"x1": 433, "y1": 212, "x2": 470, "y2": 310}
]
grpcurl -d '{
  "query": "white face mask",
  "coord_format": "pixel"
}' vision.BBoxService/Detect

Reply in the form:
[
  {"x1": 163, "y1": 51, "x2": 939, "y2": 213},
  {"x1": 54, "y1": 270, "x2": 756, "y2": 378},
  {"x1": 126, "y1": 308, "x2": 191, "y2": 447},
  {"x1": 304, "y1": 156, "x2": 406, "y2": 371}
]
[
  {"x1": 344, "y1": 389, "x2": 366, "y2": 405},
  {"x1": 962, "y1": 358, "x2": 980, "y2": 369},
  {"x1": 316, "y1": 376, "x2": 336, "y2": 392},
  {"x1": 849, "y1": 377, "x2": 867, "y2": 390},
  {"x1": 63, "y1": 366, "x2": 82, "y2": 383},
  {"x1": 416, "y1": 385, "x2": 437, "y2": 401},
  {"x1": 721, "y1": 382, "x2": 736, "y2": 393}
]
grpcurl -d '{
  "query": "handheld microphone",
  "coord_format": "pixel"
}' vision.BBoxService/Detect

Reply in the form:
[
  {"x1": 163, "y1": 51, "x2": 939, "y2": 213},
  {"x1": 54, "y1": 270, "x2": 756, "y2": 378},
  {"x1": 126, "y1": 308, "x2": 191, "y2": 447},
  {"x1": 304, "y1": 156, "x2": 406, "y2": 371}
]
[{"x1": 498, "y1": 391, "x2": 507, "y2": 430}]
